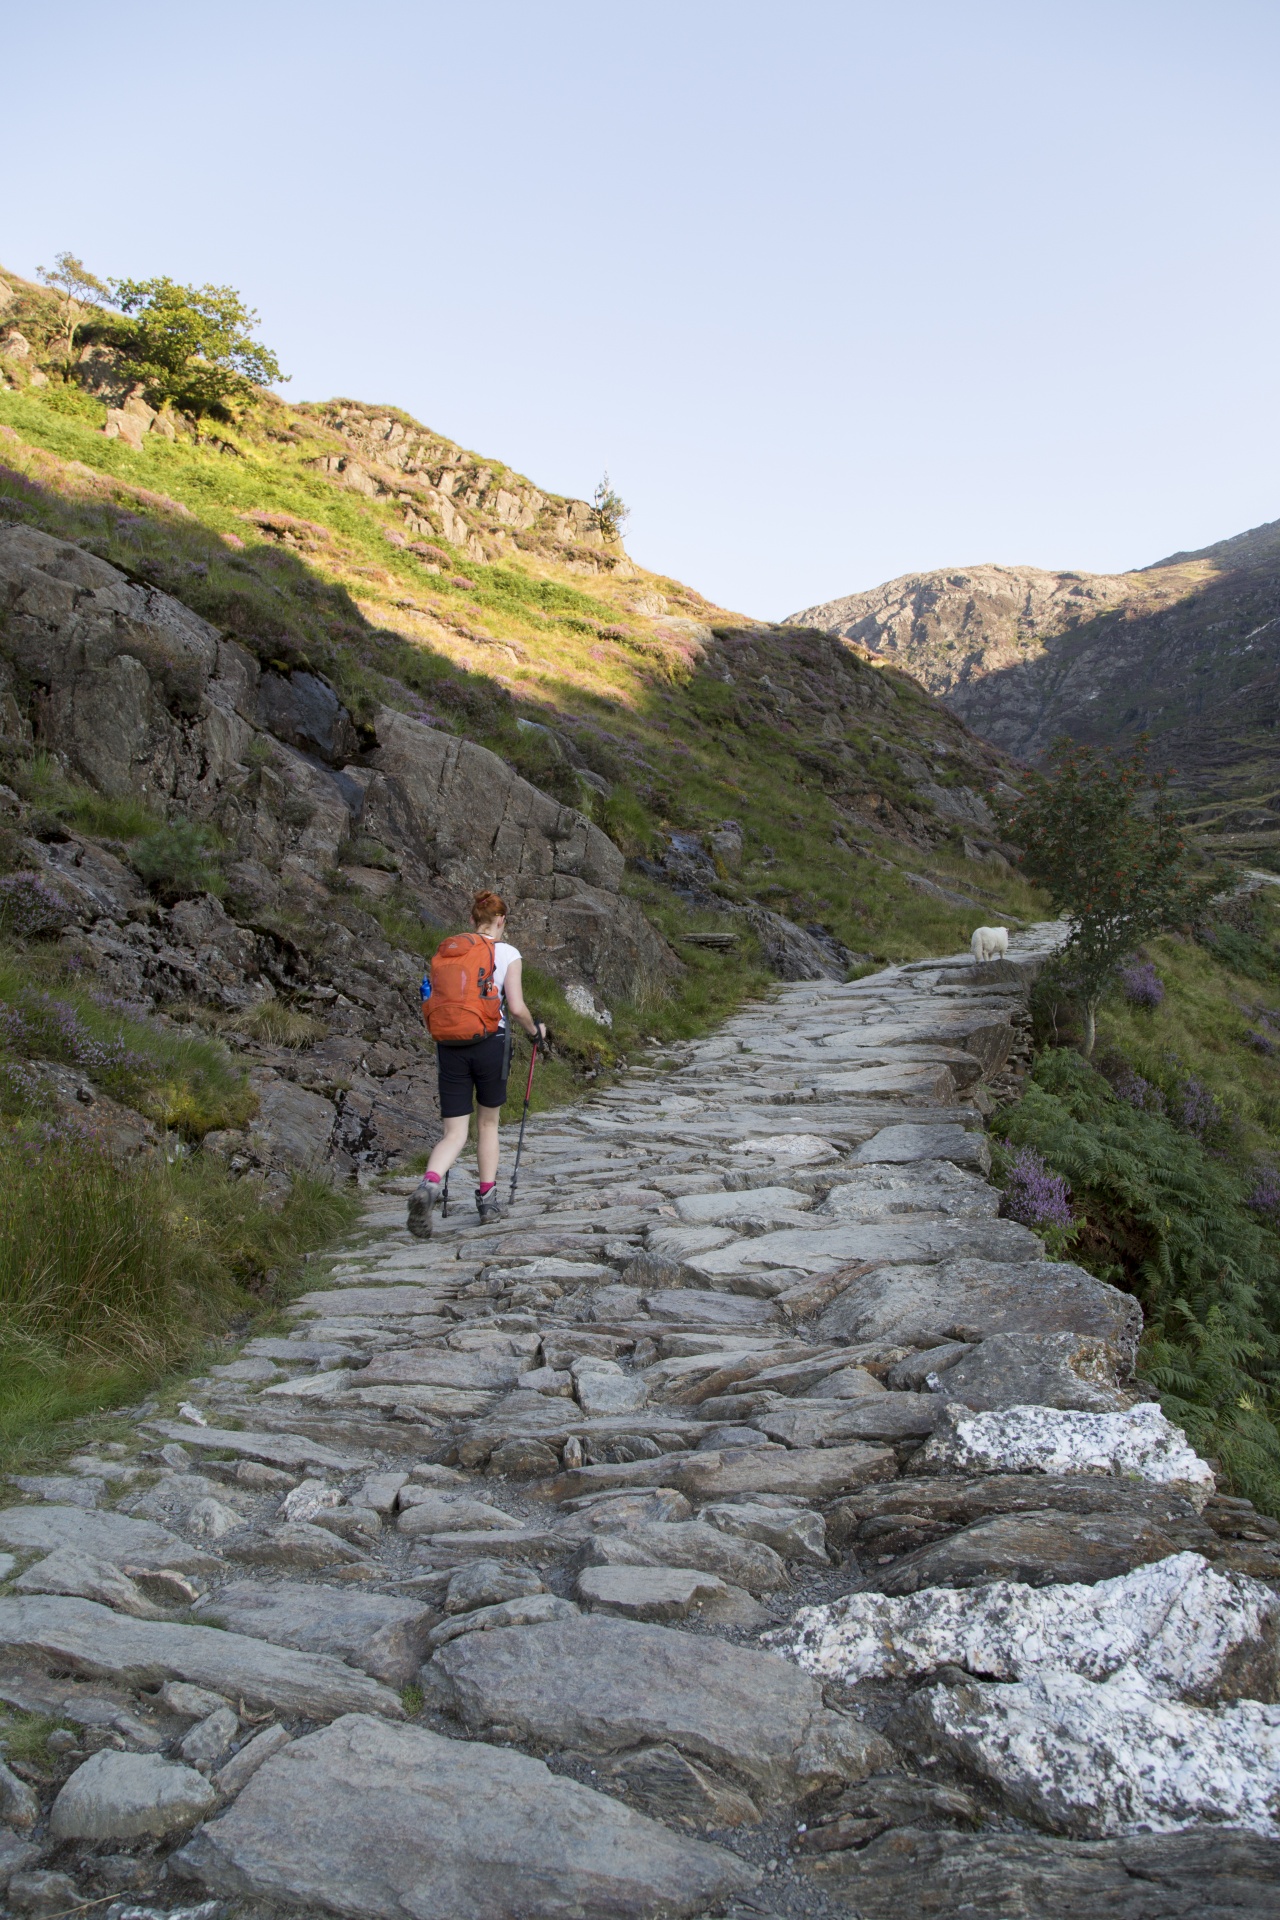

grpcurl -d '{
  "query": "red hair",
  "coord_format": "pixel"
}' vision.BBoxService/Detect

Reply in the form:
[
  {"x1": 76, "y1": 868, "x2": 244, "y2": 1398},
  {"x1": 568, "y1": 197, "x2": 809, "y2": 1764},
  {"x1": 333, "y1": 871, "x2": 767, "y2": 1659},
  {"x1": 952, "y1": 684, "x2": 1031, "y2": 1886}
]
[{"x1": 471, "y1": 890, "x2": 507, "y2": 927}]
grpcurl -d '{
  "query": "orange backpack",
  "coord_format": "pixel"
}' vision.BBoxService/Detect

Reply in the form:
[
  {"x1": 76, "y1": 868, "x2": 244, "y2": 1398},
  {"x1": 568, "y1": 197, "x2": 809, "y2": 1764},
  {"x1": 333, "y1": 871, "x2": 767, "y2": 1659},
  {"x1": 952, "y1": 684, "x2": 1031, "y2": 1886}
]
[{"x1": 424, "y1": 933, "x2": 502, "y2": 1044}]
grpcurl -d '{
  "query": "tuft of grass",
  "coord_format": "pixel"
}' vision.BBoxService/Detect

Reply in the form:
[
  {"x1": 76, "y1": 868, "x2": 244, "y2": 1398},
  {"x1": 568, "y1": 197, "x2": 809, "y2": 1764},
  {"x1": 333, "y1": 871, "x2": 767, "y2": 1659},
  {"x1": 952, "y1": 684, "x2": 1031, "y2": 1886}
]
[
  {"x1": 0, "y1": 948, "x2": 255, "y2": 1139},
  {"x1": 131, "y1": 820, "x2": 226, "y2": 903},
  {"x1": 4, "y1": 750, "x2": 162, "y2": 841},
  {"x1": 0, "y1": 1143, "x2": 358, "y2": 1450},
  {"x1": 229, "y1": 1001, "x2": 329, "y2": 1050},
  {"x1": 0, "y1": 1710, "x2": 76, "y2": 1776}
]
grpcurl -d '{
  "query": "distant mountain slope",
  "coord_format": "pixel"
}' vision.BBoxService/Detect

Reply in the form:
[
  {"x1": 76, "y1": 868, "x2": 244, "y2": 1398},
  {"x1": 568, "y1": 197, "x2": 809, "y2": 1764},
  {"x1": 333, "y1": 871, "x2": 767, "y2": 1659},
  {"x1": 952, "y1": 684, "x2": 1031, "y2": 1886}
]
[{"x1": 789, "y1": 521, "x2": 1280, "y2": 845}]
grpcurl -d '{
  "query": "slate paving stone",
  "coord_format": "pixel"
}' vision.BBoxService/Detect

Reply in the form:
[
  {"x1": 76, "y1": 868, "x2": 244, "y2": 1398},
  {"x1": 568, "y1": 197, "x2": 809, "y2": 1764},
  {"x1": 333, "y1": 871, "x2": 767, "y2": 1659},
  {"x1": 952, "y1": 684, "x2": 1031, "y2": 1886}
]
[
  {"x1": 177, "y1": 1713, "x2": 757, "y2": 1919},
  {"x1": 0, "y1": 1505, "x2": 211, "y2": 1574},
  {"x1": 0, "y1": 1596, "x2": 401, "y2": 1718},
  {"x1": 572, "y1": 1519, "x2": 788, "y2": 1592},
  {"x1": 426, "y1": 1614, "x2": 894, "y2": 1801},
  {"x1": 812, "y1": 1824, "x2": 1280, "y2": 1917},
  {"x1": 195, "y1": 1581, "x2": 439, "y2": 1685}
]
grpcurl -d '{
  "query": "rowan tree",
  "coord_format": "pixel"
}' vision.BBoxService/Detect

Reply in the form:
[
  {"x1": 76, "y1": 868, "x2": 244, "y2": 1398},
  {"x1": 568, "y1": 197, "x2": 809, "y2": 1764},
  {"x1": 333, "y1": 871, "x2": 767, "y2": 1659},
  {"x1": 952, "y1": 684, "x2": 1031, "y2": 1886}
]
[
  {"x1": 110, "y1": 277, "x2": 286, "y2": 418},
  {"x1": 37, "y1": 252, "x2": 110, "y2": 359},
  {"x1": 995, "y1": 738, "x2": 1218, "y2": 1055}
]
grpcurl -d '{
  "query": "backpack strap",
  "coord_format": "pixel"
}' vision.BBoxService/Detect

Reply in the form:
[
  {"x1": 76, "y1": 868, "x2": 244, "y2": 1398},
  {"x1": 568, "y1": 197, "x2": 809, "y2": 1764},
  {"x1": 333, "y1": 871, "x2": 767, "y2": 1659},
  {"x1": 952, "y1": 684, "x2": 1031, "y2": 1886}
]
[{"x1": 477, "y1": 934, "x2": 498, "y2": 998}]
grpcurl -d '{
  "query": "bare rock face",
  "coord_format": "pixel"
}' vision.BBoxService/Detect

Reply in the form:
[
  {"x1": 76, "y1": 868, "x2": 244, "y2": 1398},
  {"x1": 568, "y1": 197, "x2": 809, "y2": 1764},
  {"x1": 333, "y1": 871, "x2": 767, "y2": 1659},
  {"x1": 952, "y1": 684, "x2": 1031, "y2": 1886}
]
[
  {"x1": 176, "y1": 1713, "x2": 757, "y2": 1920},
  {"x1": 788, "y1": 527, "x2": 1280, "y2": 811},
  {"x1": 361, "y1": 708, "x2": 675, "y2": 1004},
  {"x1": 0, "y1": 524, "x2": 679, "y2": 1175}
]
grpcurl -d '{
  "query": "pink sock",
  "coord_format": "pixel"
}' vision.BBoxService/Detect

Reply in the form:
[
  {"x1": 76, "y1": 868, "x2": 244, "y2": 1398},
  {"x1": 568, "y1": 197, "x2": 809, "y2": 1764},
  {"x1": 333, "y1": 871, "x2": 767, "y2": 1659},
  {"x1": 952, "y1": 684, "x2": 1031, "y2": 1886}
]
[
  {"x1": 425, "y1": 1171, "x2": 442, "y2": 1186},
  {"x1": 478, "y1": 1181, "x2": 496, "y2": 1195}
]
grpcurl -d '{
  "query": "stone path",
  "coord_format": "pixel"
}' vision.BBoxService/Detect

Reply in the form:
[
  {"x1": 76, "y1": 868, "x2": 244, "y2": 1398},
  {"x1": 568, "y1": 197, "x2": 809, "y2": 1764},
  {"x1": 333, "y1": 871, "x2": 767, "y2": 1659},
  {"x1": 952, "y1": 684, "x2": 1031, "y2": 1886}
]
[{"x1": 3, "y1": 928, "x2": 1280, "y2": 1919}]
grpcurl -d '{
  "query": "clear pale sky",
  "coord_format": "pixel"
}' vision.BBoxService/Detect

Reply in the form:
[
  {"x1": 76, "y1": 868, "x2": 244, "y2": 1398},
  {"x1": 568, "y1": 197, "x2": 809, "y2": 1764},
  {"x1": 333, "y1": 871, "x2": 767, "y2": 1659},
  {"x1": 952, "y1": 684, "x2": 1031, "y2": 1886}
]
[{"x1": 6, "y1": 1, "x2": 1278, "y2": 617}]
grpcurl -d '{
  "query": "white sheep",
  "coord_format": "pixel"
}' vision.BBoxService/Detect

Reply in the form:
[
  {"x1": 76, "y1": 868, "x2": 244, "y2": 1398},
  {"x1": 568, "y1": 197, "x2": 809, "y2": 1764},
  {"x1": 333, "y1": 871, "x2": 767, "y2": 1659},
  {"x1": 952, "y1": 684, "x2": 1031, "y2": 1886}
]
[{"x1": 971, "y1": 925, "x2": 1009, "y2": 963}]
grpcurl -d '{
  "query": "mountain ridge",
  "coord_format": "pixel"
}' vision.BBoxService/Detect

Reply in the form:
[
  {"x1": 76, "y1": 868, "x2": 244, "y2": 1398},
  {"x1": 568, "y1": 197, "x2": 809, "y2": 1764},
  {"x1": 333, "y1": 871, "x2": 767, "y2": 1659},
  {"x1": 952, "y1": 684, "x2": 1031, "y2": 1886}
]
[{"x1": 788, "y1": 518, "x2": 1280, "y2": 849}]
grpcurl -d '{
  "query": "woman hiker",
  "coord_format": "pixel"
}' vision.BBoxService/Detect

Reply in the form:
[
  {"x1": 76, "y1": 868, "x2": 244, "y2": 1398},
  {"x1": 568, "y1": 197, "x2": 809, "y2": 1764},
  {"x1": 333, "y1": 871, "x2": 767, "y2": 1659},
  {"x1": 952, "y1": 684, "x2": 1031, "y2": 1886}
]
[{"x1": 407, "y1": 890, "x2": 547, "y2": 1238}]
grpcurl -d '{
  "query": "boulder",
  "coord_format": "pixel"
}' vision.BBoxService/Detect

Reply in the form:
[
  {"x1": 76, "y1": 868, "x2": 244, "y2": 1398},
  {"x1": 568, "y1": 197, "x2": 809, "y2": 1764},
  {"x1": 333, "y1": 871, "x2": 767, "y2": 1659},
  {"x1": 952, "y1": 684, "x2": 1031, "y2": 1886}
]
[
  {"x1": 777, "y1": 1551, "x2": 1280, "y2": 1704},
  {"x1": 863, "y1": 1509, "x2": 1186, "y2": 1593},
  {"x1": 918, "y1": 1401, "x2": 1213, "y2": 1490},
  {"x1": 176, "y1": 1713, "x2": 756, "y2": 1919},
  {"x1": 49, "y1": 1750, "x2": 215, "y2": 1841},
  {"x1": 815, "y1": 1258, "x2": 1143, "y2": 1364},
  {"x1": 893, "y1": 1669, "x2": 1280, "y2": 1838},
  {"x1": 427, "y1": 1614, "x2": 892, "y2": 1802},
  {"x1": 940, "y1": 1331, "x2": 1134, "y2": 1413}
]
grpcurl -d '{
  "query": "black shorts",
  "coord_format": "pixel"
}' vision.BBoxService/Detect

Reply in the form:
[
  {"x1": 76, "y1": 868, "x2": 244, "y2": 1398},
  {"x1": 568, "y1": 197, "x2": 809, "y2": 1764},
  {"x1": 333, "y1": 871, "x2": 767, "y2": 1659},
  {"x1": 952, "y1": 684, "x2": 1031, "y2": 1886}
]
[{"x1": 437, "y1": 1031, "x2": 511, "y2": 1118}]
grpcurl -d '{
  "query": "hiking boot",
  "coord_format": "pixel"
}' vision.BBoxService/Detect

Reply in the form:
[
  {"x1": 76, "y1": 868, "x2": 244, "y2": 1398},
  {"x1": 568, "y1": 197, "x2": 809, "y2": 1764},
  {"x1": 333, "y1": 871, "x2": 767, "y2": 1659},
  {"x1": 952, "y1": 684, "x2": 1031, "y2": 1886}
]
[
  {"x1": 407, "y1": 1180, "x2": 439, "y2": 1240},
  {"x1": 475, "y1": 1185, "x2": 503, "y2": 1224}
]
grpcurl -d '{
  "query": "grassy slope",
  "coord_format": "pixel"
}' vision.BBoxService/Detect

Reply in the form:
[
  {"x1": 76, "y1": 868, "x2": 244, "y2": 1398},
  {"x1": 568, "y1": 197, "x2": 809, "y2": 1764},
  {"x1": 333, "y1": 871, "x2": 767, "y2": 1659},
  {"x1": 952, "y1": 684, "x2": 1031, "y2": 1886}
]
[
  {"x1": 994, "y1": 891, "x2": 1280, "y2": 1512},
  {"x1": 0, "y1": 369, "x2": 1042, "y2": 978}
]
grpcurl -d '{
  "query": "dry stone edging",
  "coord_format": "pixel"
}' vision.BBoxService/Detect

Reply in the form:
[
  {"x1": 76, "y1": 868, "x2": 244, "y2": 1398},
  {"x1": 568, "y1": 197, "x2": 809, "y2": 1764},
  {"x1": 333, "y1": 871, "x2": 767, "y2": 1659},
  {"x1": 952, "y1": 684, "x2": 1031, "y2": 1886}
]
[{"x1": 4, "y1": 921, "x2": 1280, "y2": 1916}]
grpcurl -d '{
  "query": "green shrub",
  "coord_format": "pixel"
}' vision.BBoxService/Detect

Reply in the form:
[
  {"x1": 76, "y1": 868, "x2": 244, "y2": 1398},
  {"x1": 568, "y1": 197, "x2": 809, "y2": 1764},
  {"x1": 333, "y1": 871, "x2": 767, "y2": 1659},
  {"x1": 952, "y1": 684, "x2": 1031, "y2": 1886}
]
[
  {"x1": 995, "y1": 1047, "x2": 1280, "y2": 1511},
  {"x1": 131, "y1": 821, "x2": 225, "y2": 902}
]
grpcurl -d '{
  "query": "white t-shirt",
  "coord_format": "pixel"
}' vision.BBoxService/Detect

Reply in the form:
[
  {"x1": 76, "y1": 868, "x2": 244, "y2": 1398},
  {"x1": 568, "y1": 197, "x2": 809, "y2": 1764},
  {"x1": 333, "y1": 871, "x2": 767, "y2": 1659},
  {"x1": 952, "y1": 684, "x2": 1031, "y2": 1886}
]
[{"x1": 492, "y1": 941, "x2": 520, "y2": 1031}]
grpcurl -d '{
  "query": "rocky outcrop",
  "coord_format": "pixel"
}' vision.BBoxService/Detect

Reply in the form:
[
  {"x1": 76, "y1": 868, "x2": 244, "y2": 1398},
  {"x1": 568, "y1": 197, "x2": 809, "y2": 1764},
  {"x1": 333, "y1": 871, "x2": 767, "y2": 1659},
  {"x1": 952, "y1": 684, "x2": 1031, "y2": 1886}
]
[
  {"x1": 0, "y1": 523, "x2": 677, "y2": 1172},
  {"x1": 788, "y1": 519, "x2": 1280, "y2": 813}
]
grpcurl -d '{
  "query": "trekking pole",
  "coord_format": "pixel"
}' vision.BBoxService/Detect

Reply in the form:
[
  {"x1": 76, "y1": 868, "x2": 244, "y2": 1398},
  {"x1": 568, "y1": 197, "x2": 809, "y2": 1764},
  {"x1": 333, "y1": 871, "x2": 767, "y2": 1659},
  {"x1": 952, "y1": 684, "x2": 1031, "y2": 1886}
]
[
  {"x1": 441, "y1": 1170, "x2": 450, "y2": 1220},
  {"x1": 507, "y1": 1037, "x2": 539, "y2": 1209}
]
